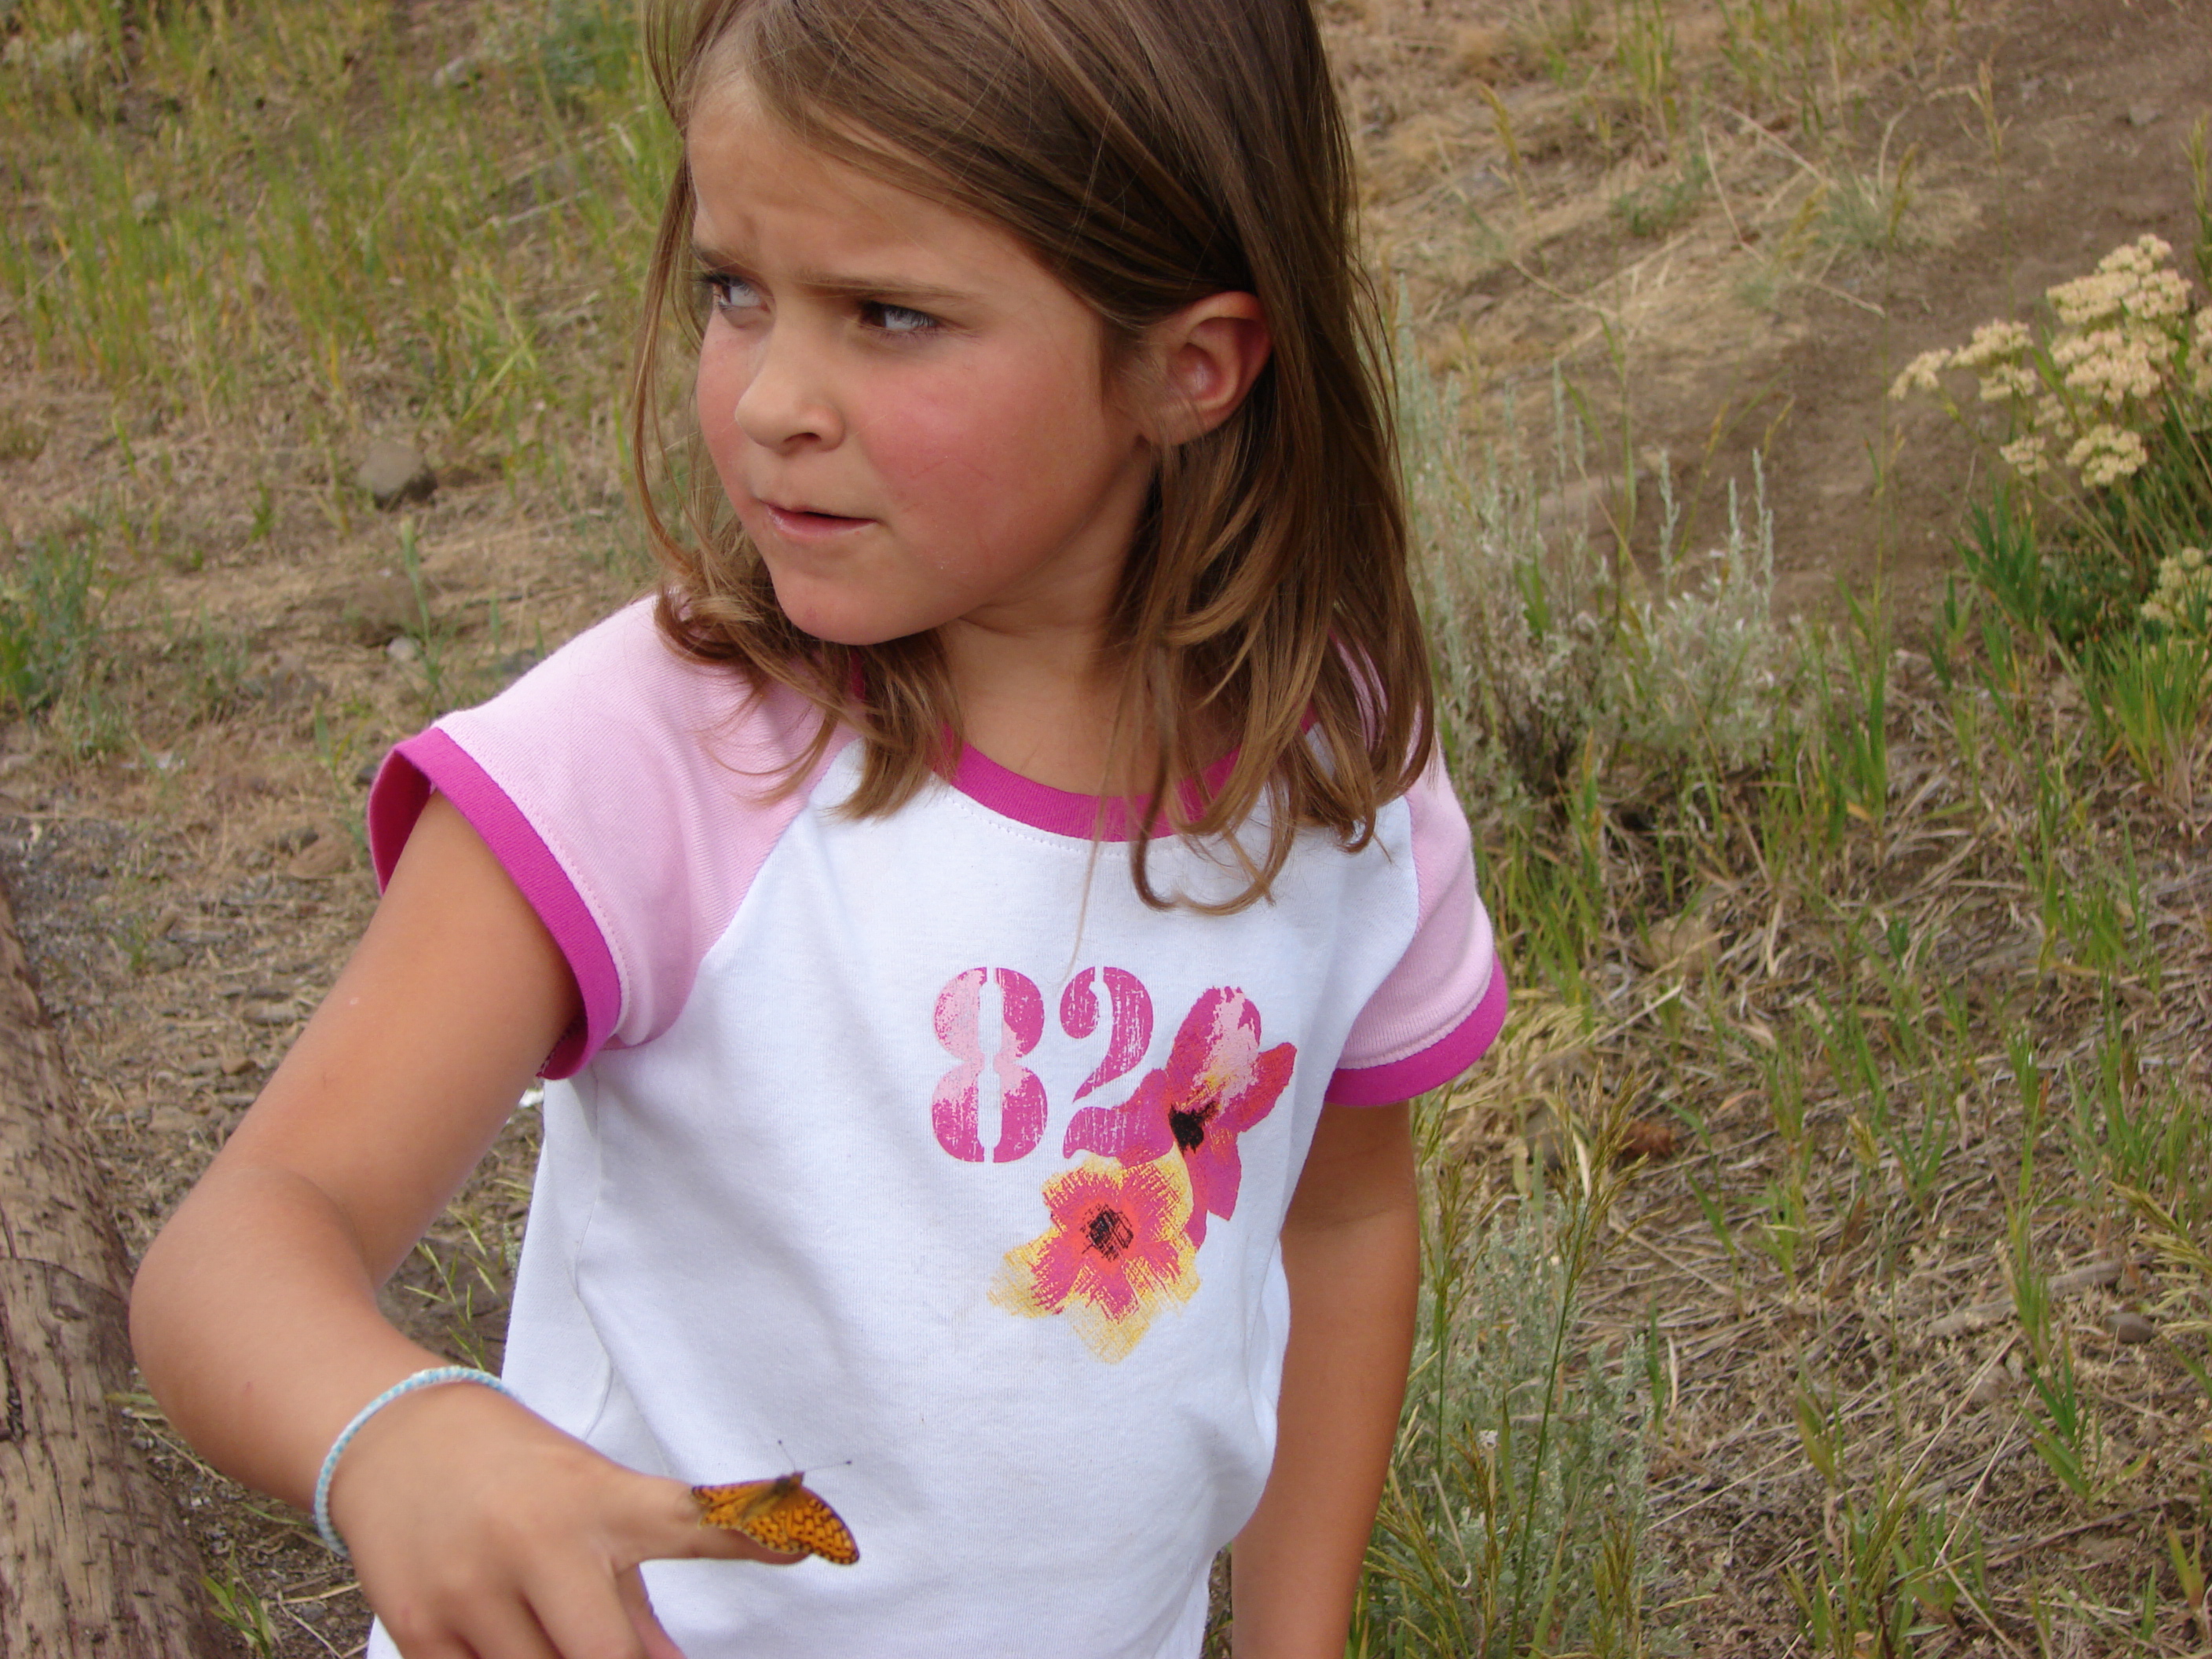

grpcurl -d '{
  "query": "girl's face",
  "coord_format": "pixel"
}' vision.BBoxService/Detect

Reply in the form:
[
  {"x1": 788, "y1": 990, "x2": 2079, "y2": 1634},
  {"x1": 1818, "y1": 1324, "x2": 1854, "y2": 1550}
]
[{"x1": 688, "y1": 88, "x2": 1157, "y2": 654}]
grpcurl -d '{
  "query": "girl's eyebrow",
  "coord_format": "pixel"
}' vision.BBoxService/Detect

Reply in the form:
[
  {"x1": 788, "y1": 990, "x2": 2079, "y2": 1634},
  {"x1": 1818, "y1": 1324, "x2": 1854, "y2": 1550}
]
[
  {"x1": 798, "y1": 270, "x2": 970, "y2": 306},
  {"x1": 688, "y1": 241, "x2": 969, "y2": 305}
]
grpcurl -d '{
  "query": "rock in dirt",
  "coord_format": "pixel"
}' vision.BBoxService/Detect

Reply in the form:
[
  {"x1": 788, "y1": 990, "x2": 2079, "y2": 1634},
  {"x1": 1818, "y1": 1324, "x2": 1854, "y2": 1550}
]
[
  {"x1": 1928, "y1": 1258, "x2": 2140, "y2": 1340},
  {"x1": 287, "y1": 833, "x2": 354, "y2": 881},
  {"x1": 327, "y1": 571, "x2": 433, "y2": 646},
  {"x1": 1967, "y1": 1366, "x2": 2010, "y2": 1405},
  {"x1": 357, "y1": 438, "x2": 437, "y2": 510},
  {"x1": 238, "y1": 660, "x2": 327, "y2": 710},
  {"x1": 1639, "y1": 912, "x2": 1720, "y2": 979},
  {"x1": 1450, "y1": 24, "x2": 1510, "y2": 79},
  {"x1": 495, "y1": 646, "x2": 545, "y2": 687},
  {"x1": 1520, "y1": 1102, "x2": 1567, "y2": 1173},
  {"x1": 2109, "y1": 1310, "x2": 2158, "y2": 1344}
]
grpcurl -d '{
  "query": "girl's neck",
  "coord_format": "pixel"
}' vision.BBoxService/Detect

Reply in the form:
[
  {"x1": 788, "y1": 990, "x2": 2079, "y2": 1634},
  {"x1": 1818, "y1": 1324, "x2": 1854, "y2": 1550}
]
[
  {"x1": 943, "y1": 631, "x2": 1236, "y2": 802},
  {"x1": 945, "y1": 622, "x2": 1137, "y2": 796}
]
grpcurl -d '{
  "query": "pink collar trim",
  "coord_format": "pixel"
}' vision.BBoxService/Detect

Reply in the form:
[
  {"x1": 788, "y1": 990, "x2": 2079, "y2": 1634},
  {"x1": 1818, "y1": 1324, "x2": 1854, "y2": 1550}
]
[{"x1": 948, "y1": 745, "x2": 1239, "y2": 841}]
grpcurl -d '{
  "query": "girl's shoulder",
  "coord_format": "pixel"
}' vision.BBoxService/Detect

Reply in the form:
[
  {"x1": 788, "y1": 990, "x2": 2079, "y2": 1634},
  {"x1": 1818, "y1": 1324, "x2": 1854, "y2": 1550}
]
[
  {"x1": 406, "y1": 597, "x2": 845, "y2": 790},
  {"x1": 449, "y1": 597, "x2": 822, "y2": 760},
  {"x1": 367, "y1": 599, "x2": 851, "y2": 1071},
  {"x1": 1322, "y1": 749, "x2": 1506, "y2": 1104}
]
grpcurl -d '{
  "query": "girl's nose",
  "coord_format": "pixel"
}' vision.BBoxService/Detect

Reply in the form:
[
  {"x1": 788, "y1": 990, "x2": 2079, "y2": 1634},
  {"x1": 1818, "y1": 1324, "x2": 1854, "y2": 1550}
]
[{"x1": 733, "y1": 326, "x2": 843, "y2": 451}]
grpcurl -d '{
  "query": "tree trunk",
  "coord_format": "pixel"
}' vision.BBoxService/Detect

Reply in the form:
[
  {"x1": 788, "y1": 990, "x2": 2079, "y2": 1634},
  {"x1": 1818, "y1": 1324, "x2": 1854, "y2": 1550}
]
[{"x1": 0, "y1": 875, "x2": 227, "y2": 1657}]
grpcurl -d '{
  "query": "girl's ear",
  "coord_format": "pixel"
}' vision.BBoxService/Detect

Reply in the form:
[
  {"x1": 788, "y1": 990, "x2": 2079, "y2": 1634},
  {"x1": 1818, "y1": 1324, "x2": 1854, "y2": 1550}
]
[{"x1": 1139, "y1": 292, "x2": 1273, "y2": 446}]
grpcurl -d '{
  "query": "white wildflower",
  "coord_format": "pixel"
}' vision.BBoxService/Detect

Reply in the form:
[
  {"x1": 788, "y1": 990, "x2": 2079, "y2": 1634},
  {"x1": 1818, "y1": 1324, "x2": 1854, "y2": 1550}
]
[
  {"x1": 2055, "y1": 236, "x2": 2189, "y2": 327},
  {"x1": 1889, "y1": 347, "x2": 1952, "y2": 400},
  {"x1": 2144, "y1": 548, "x2": 2212, "y2": 634},
  {"x1": 1998, "y1": 434, "x2": 2048, "y2": 478},
  {"x1": 2130, "y1": 268, "x2": 2193, "y2": 321},
  {"x1": 2050, "y1": 269, "x2": 2133, "y2": 329},
  {"x1": 2105, "y1": 233, "x2": 2172, "y2": 273},
  {"x1": 2066, "y1": 424, "x2": 2149, "y2": 487},
  {"x1": 1977, "y1": 363, "x2": 2041, "y2": 402},
  {"x1": 2060, "y1": 328, "x2": 2165, "y2": 405},
  {"x1": 1953, "y1": 319, "x2": 2031, "y2": 369}
]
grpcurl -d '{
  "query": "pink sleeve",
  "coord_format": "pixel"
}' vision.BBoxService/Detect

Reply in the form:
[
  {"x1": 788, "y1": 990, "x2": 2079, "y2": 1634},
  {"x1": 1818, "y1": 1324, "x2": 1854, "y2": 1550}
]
[
  {"x1": 1324, "y1": 758, "x2": 1507, "y2": 1105},
  {"x1": 365, "y1": 601, "x2": 851, "y2": 1078}
]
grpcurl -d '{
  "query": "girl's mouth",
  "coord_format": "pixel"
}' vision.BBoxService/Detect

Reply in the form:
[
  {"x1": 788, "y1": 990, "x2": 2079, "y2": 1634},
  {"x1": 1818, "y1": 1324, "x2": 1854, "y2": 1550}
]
[{"x1": 764, "y1": 503, "x2": 870, "y2": 540}]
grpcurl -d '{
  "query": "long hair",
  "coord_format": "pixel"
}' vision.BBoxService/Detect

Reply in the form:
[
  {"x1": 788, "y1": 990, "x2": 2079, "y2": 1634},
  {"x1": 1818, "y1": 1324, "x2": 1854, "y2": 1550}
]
[{"x1": 629, "y1": 0, "x2": 1433, "y2": 910}]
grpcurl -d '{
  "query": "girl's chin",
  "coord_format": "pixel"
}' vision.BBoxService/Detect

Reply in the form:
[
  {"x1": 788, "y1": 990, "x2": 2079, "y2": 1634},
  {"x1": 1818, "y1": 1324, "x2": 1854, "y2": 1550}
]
[{"x1": 767, "y1": 587, "x2": 941, "y2": 650}]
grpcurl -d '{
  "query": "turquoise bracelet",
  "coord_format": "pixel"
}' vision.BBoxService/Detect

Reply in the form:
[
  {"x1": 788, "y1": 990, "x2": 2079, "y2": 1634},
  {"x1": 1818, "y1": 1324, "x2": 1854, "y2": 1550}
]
[{"x1": 313, "y1": 1365, "x2": 518, "y2": 1556}]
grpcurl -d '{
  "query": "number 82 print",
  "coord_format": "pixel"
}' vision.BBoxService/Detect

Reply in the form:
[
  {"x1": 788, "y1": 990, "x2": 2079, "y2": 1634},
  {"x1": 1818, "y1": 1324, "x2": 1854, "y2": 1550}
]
[{"x1": 928, "y1": 966, "x2": 1152, "y2": 1162}]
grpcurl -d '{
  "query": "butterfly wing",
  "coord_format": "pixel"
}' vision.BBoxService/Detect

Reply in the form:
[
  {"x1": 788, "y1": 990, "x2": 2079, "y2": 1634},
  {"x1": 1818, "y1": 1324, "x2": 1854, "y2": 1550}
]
[{"x1": 693, "y1": 1474, "x2": 860, "y2": 1566}]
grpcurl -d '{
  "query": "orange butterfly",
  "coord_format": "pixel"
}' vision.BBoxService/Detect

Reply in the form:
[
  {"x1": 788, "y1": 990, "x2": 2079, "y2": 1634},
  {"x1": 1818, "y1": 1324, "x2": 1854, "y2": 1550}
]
[{"x1": 692, "y1": 1474, "x2": 859, "y2": 1566}]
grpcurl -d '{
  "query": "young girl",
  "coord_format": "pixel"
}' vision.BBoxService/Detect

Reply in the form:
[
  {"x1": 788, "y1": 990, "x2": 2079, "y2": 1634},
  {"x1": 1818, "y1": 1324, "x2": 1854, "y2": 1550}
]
[{"x1": 130, "y1": 0, "x2": 1507, "y2": 1654}]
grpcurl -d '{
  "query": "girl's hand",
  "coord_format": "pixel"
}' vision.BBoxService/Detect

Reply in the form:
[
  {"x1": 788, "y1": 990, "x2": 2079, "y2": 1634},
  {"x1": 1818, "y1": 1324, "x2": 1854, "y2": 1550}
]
[{"x1": 330, "y1": 1382, "x2": 798, "y2": 1659}]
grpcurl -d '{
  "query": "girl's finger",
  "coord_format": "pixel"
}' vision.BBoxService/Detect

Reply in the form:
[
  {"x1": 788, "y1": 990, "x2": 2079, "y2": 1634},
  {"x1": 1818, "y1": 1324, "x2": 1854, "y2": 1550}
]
[
  {"x1": 522, "y1": 1558, "x2": 685, "y2": 1659},
  {"x1": 386, "y1": 1597, "x2": 559, "y2": 1659},
  {"x1": 613, "y1": 1566, "x2": 689, "y2": 1659},
  {"x1": 624, "y1": 1477, "x2": 805, "y2": 1566}
]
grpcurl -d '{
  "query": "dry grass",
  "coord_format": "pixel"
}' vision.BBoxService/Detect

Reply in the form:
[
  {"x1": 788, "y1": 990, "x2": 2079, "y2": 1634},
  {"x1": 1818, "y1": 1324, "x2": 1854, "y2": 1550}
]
[{"x1": 1406, "y1": 496, "x2": 2212, "y2": 1650}]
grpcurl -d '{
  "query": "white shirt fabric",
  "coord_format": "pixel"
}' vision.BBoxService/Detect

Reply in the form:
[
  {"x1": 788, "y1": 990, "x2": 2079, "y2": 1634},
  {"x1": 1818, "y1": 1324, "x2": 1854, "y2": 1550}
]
[{"x1": 362, "y1": 602, "x2": 1506, "y2": 1658}]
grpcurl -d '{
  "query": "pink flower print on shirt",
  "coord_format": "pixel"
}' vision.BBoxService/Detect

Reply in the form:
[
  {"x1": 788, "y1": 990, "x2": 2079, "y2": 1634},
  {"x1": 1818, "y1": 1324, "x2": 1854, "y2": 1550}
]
[
  {"x1": 1060, "y1": 987, "x2": 1295, "y2": 1247},
  {"x1": 991, "y1": 1155, "x2": 1198, "y2": 1362}
]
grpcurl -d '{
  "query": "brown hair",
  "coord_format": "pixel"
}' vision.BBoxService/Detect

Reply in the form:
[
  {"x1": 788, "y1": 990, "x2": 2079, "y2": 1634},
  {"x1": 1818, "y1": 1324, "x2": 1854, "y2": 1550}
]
[{"x1": 629, "y1": 0, "x2": 1433, "y2": 910}]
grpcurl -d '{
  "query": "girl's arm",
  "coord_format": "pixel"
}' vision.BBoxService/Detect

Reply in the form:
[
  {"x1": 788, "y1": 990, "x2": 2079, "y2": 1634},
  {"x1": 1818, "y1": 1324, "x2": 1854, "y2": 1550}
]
[
  {"x1": 130, "y1": 794, "x2": 781, "y2": 1659},
  {"x1": 1230, "y1": 1101, "x2": 1419, "y2": 1659}
]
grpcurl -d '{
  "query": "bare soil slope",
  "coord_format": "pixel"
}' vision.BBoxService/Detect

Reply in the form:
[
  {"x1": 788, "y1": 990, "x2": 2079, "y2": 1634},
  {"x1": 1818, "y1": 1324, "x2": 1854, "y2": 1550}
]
[{"x1": 1343, "y1": 0, "x2": 2212, "y2": 621}]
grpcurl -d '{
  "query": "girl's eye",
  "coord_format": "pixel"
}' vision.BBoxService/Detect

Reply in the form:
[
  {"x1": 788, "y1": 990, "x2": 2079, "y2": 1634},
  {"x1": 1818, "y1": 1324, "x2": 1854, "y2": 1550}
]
[
  {"x1": 861, "y1": 301, "x2": 939, "y2": 336},
  {"x1": 701, "y1": 273, "x2": 762, "y2": 314}
]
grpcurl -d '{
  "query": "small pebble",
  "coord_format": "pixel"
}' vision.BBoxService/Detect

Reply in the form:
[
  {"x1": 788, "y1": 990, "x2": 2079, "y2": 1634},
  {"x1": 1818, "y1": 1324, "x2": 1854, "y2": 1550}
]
[
  {"x1": 356, "y1": 438, "x2": 436, "y2": 510},
  {"x1": 2110, "y1": 1310, "x2": 2157, "y2": 1344}
]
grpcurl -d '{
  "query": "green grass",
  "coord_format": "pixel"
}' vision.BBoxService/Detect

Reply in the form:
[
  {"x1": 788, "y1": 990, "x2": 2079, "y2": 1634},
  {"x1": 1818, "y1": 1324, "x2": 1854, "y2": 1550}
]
[
  {"x1": 1, "y1": 0, "x2": 670, "y2": 491},
  {"x1": 0, "y1": 526, "x2": 108, "y2": 717},
  {"x1": 1393, "y1": 314, "x2": 2212, "y2": 1650},
  {"x1": 1610, "y1": 156, "x2": 1710, "y2": 240}
]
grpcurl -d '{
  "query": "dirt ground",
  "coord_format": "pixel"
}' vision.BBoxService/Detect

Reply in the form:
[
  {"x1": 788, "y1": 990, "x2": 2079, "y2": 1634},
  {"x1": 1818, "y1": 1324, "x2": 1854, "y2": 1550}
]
[
  {"x1": 2, "y1": 0, "x2": 2209, "y2": 1652},
  {"x1": 1346, "y1": 0, "x2": 2212, "y2": 623}
]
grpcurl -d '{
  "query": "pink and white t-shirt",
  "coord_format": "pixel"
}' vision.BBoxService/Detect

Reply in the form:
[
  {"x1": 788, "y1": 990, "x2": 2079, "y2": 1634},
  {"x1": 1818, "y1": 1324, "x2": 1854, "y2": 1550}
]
[{"x1": 365, "y1": 601, "x2": 1505, "y2": 1659}]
